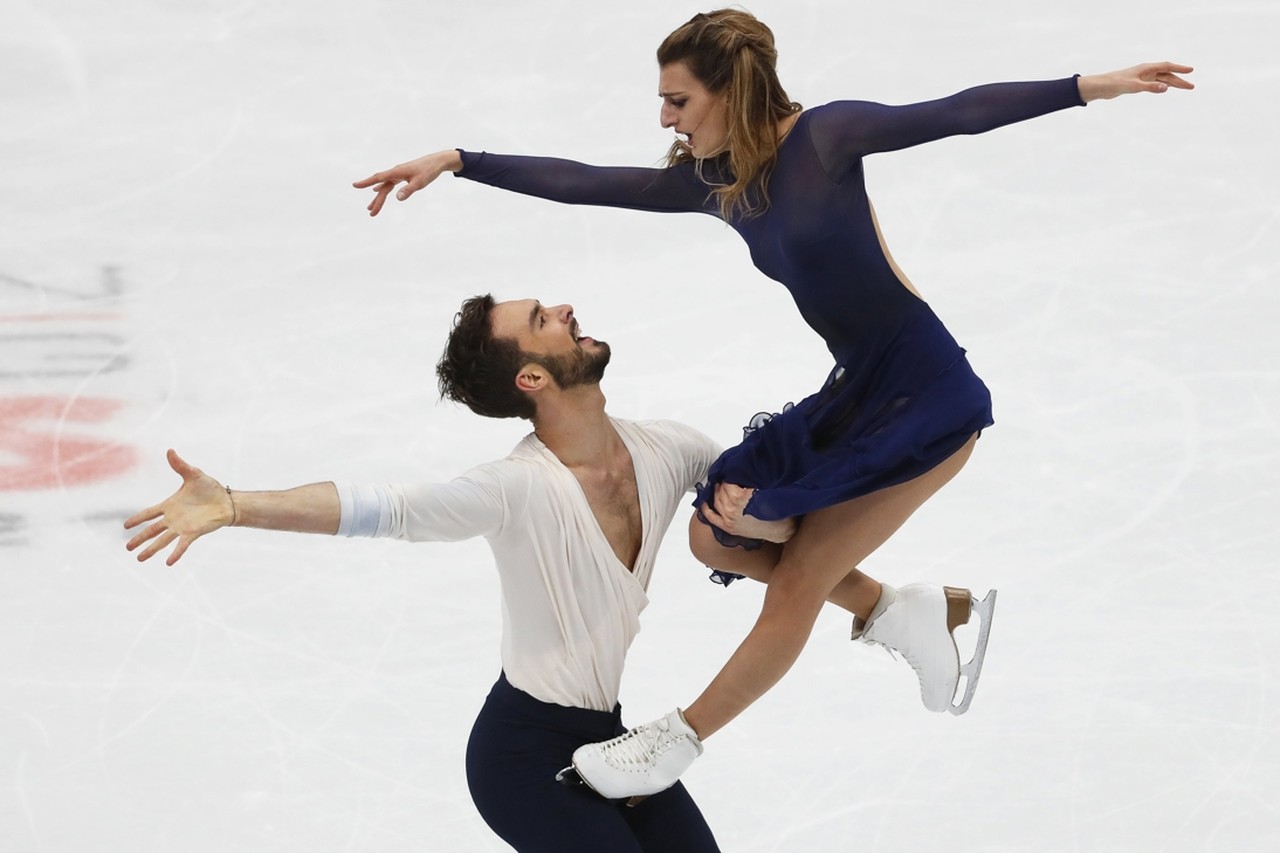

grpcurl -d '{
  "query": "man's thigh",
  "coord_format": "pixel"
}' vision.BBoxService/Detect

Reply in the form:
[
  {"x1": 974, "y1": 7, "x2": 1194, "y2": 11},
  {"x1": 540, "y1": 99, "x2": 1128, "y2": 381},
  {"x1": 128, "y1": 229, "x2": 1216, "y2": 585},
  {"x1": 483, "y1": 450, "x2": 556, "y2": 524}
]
[
  {"x1": 624, "y1": 781, "x2": 722, "y2": 853},
  {"x1": 473, "y1": 771, "x2": 647, "y2": 853},
  {"x1": 465, "y1": 682, "x2": 719, "y2": 852}
]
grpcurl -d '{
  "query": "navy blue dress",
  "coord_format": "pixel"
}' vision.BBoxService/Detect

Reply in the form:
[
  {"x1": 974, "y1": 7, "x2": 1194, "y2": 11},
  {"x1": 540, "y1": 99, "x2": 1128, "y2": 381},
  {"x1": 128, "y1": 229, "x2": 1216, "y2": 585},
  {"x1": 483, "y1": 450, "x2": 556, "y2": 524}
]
[{"x1": 456, "y1": 77, "x2": 1086, "y2": 553}]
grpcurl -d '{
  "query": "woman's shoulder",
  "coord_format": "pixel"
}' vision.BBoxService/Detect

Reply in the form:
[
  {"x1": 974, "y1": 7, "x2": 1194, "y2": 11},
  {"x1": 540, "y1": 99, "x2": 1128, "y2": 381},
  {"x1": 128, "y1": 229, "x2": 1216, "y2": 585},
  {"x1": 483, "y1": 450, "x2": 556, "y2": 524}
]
[
  {"x1": 790, "y1": 101, "x2": 877, "y2": 141},
  {"x1": 805, "y1": 100, "x2": 882, "y2": 120},
  {"x1": 799, "y1": 100, "x2": 891, "y2": 148}
]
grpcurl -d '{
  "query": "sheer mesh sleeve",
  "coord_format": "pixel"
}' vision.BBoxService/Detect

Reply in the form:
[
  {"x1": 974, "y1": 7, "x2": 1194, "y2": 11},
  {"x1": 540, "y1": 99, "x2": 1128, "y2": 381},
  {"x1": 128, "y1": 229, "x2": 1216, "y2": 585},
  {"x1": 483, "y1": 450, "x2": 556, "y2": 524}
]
[
  {"x1": 455, "y1": 150, "x2": 716, "y2": 215},
  {"x1": 809, "y1": 76, "x2": 1085, "y2": 179}
]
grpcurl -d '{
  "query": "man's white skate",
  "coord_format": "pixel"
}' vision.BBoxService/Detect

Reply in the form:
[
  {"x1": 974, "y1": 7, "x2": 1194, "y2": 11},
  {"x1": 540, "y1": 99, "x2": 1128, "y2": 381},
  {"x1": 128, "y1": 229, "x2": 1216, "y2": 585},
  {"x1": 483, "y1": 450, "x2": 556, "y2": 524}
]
[
  {"x1": 856, "y1": 583, "x2": 997, "y2": 715},
  {"x1": 556, "y1": 708, "x2": 702, "y2": 799}
]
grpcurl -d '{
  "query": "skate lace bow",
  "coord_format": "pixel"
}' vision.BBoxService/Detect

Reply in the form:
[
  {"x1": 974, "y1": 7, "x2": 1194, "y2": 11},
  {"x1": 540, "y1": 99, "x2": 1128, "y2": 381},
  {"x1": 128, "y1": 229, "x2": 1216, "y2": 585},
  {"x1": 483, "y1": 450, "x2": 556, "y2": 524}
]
[{"x1": 600, "y1": 719, "x2": 681, "y2": 768}]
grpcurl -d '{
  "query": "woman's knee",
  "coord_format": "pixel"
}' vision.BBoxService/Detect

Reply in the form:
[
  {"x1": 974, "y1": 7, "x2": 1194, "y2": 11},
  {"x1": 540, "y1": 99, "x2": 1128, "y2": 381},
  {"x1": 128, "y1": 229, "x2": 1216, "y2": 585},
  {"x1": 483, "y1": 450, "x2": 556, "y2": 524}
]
[{"x1": 688, "y1": 511, "x2": 723, "y2": 566}]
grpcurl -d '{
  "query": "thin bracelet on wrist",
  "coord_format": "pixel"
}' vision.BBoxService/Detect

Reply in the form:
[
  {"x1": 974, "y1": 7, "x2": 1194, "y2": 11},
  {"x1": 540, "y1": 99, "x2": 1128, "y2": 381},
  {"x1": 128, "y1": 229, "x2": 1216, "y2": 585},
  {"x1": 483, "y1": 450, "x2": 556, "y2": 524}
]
[{"x1": 225, "y1": 485, "x2": 239, "y2": 527}]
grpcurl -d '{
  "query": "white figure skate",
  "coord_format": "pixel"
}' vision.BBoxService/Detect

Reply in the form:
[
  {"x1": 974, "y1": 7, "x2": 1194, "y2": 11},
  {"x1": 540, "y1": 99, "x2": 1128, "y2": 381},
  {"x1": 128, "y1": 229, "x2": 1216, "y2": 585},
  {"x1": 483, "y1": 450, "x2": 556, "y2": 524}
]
[
  {"x1": 856, "y1": 583, "x2": 997, "y2": 715},
  {"x1": 556, "y1": 709, "x2": 703, "y2": 799}
]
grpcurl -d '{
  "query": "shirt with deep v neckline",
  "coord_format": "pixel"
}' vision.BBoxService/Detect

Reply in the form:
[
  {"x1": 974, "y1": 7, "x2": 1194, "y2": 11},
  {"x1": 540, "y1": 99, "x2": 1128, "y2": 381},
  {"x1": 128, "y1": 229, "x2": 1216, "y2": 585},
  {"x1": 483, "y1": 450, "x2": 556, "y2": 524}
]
[{"x1": 335, "y1": 418, "x2": 721, "y2": 711}]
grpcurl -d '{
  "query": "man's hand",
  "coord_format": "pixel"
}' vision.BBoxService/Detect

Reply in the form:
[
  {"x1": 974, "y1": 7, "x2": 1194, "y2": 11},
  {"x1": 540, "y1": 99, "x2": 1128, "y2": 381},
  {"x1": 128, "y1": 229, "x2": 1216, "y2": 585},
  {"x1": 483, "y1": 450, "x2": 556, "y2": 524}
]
[
  {"x1": 700, "y1": 483, "x2": 797, "y2": 543},
  {"x1": 125, "y1": 449, "x2": 234, "y2": 566}
]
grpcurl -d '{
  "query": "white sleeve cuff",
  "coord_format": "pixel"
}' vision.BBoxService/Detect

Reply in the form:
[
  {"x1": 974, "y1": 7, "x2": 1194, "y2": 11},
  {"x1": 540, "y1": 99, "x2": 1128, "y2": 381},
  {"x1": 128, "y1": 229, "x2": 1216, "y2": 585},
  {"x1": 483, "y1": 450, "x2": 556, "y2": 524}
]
[{"x1": 335, "y1": 483, "x2": 396, "y2": 538}]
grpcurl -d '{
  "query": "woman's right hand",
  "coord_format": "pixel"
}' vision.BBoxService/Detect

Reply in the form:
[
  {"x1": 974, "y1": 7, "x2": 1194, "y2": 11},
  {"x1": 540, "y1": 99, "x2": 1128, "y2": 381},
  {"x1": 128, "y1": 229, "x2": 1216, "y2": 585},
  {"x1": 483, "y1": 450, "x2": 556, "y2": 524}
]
[{"x1": 353, "y1": 149, "x2": 463, "y2": 216}]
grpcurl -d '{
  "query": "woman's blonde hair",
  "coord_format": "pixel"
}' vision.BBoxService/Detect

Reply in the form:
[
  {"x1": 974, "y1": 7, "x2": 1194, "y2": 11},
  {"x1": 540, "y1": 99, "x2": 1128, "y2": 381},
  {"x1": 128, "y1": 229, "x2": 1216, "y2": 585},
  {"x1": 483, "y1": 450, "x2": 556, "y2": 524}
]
[{"x1": 657, "y1": 9, "x2": 801, "y2": 220}]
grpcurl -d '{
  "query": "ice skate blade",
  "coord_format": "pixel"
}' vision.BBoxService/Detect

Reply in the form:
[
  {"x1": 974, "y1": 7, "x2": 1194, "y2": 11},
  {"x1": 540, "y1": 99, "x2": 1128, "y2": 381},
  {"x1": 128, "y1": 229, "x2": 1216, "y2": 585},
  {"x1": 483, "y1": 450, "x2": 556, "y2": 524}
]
[
  {"x1": 556, "y1": 765, "x2": 648, "y2": 806},
  {"x1": 556, "y1": 765, "x2": 587, "y2": 787},
  {"x1": 948, "y1": 588, "x2": 996, "y2": 716}
]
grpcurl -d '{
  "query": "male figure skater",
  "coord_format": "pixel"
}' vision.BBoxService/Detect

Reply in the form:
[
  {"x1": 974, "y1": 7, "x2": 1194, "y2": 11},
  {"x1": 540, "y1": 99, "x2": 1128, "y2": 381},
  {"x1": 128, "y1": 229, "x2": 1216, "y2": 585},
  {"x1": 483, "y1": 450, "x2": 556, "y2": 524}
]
[
  {"x1": 124, "y1": 295, "x2": 728, "y2": 852},
  {"x1": 125, "y1": 293, "x2": 967, "y2": 847}
]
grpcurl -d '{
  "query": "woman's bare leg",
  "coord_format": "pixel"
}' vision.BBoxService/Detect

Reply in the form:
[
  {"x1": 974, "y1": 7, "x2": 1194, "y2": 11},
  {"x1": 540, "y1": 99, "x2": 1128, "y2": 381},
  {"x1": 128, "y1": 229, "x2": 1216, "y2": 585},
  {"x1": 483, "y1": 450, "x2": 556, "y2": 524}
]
[
  {"x1": 682, "y1": 434, "x2": 977, "y2": 740},
  {"x1": 688, "y1": 515, "x2": 882, "y2": 617}
]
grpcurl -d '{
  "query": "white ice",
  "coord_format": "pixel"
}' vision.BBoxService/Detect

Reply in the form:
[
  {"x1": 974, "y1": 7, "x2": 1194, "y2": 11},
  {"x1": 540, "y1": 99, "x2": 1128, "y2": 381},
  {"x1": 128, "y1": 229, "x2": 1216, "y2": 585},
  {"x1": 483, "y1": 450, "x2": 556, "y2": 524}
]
[{"x1": 2, "y1": 1, "x2": 1277, "y2": 850}]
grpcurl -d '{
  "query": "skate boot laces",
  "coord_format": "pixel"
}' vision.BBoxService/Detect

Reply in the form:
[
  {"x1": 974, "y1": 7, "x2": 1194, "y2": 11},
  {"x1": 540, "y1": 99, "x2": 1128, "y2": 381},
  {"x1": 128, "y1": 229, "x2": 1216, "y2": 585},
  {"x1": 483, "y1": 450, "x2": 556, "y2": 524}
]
[
  {"x1": 598, "y1": 717, "x2": 688, "y2": 770},
  {"x1": 861, "y1": 635, "x2": 909, "y2": 665}
]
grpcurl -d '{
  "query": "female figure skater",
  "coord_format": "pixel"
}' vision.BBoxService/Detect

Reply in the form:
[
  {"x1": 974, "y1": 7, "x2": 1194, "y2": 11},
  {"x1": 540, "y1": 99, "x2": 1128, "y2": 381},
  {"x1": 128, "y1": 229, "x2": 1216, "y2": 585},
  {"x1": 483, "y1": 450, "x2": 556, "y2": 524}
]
[{"x1": 354, "y1": 9, "x2": 1193, "y2": 798}]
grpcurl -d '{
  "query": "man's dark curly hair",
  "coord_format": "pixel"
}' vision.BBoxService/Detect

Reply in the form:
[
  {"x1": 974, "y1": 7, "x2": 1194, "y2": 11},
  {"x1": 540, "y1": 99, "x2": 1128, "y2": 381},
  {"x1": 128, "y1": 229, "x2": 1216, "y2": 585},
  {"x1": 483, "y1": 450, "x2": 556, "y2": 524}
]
[{"x1": 436, "y1": 294, "x2": 537, "y2": 420}]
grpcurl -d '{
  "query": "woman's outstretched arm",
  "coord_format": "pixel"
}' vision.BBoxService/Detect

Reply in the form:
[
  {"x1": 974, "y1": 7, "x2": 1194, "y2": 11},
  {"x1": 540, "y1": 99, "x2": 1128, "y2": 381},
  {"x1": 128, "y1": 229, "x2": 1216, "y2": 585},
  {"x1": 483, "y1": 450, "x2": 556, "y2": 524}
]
[
  {"x1": 355, "y1": 149, "x2": 713, "y2": 216},
  {"x1": 812, "y1": 61, "x2": 1194, "y2": 171}
]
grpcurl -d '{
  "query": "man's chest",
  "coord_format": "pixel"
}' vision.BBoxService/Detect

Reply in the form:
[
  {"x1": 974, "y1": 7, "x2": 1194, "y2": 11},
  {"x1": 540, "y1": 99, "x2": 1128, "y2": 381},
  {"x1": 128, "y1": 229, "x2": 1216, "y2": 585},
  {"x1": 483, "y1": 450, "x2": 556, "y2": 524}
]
[{"x1": 574, "y1": 465, "x2": 643, "y2": 572}]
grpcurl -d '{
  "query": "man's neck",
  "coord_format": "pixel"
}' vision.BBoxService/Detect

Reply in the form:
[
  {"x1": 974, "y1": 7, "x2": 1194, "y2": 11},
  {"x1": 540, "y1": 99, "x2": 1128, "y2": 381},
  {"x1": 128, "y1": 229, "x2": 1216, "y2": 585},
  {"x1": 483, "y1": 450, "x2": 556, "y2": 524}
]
[{"x1": 531, "y1": 386, "x2": 620, "y2": 470}]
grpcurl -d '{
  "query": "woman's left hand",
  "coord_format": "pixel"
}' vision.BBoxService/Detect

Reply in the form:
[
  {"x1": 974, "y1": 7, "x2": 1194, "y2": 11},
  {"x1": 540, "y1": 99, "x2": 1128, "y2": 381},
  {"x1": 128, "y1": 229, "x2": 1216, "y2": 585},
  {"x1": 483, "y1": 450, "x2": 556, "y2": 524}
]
[
  {"x1": 701, "y1": 483, "x2": 798, "y2": 543},
  {"x1": 1077, "y1": 62, "x2": 1195, "y2": 102}
]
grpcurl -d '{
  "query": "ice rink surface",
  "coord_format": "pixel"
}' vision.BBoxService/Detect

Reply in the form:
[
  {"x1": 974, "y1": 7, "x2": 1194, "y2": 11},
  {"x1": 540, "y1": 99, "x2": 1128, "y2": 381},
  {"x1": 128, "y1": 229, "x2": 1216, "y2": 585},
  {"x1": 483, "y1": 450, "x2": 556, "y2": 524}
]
[{"x1": 2, "y1": 1, "x2": 1277, "y2": 850}]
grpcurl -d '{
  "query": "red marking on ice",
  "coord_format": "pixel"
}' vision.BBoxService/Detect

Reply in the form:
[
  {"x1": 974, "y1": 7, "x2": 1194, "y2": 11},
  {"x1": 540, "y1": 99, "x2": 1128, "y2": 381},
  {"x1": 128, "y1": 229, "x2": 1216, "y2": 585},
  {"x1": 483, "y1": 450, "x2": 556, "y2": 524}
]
[{"x1": 0, "y1": 396, "x2": 137, "y2": 491}]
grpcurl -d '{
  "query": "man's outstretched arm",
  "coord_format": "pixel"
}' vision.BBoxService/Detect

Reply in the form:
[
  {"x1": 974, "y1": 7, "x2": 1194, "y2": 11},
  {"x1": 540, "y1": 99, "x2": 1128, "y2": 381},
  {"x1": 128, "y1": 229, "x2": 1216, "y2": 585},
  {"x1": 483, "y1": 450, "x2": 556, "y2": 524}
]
[{"x1": 125, "y1": 449, "x2": 339, "y2": 566}]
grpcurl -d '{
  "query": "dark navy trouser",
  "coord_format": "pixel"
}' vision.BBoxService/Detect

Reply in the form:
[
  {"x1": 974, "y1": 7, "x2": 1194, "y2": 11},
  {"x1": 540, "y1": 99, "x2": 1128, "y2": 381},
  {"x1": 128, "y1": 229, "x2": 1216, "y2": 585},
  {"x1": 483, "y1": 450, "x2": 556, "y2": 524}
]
[{"x1": 465, "y1": 673, "x2": 721, "y2": 852}]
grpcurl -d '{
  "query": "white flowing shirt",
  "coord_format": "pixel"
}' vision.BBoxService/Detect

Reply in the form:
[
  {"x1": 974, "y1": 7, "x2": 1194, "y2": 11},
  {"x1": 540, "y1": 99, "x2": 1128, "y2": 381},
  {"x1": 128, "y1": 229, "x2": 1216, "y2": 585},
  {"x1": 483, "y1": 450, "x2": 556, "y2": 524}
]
[{"x1": 335, "y1": 418, "x2": 721, "y2": 712}]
